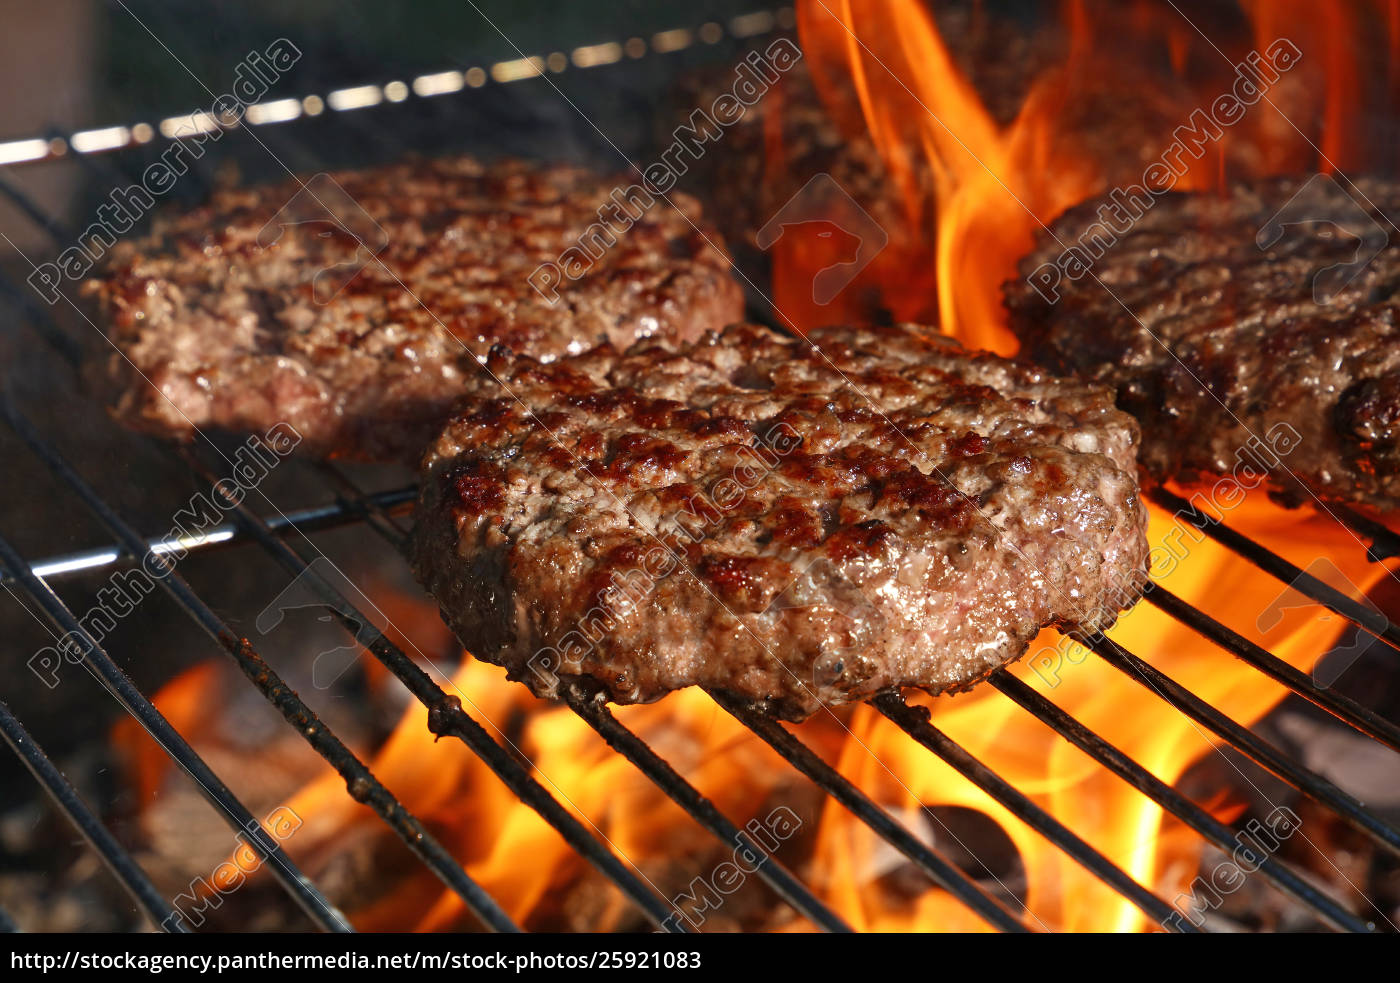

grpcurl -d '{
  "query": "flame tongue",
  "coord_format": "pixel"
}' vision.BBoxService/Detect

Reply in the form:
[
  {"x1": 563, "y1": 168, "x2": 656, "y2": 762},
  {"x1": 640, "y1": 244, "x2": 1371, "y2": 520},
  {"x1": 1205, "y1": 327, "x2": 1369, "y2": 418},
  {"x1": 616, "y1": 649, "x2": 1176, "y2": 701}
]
[{"x1": 794, "y1": 0, "x2": 1107, "y2": 353}]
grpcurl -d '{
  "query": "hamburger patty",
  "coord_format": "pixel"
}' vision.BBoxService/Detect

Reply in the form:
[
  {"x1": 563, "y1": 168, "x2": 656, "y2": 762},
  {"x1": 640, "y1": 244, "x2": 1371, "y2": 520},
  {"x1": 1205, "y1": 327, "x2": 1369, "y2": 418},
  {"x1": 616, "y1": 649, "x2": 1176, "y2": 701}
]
[
  {"x1": 412, "y1": 323, "x2": 1149, "y2": 719},
  {"x1": 1005, "y1": 175, "x2": 1400, "y2": 511},
  {"x1": 86, "y1": 157, "x2": 744, "y2": 460}
]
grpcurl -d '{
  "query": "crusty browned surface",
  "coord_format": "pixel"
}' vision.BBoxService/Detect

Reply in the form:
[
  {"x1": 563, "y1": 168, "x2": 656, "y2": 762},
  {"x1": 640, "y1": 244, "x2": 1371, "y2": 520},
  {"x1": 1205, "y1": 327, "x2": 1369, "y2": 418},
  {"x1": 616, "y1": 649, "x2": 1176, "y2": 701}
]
[
  {"x1": 1006, "y1": 175, "x2": 1400, "y2": 511},
  {"x1": 86, "y1": 157, "x2": 743, "y2": 460},
  {"x1": 413, "y1": 323, "x2": 1149, "y2": 719}
]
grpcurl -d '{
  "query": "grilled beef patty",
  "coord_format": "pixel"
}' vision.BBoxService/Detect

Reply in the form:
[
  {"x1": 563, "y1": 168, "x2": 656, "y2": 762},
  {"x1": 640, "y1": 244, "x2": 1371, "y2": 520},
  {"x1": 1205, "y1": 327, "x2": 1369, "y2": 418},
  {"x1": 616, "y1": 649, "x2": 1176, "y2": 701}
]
[
  {"x1": 86, "y1": 157, "x2": 743, "y2": 460},
  {"x1": 1005, "y1": 175, "x2": 1400, "y2": 511},
  {"x1": 413, "y1": 322, "x2": 1149, "y2": 719}
]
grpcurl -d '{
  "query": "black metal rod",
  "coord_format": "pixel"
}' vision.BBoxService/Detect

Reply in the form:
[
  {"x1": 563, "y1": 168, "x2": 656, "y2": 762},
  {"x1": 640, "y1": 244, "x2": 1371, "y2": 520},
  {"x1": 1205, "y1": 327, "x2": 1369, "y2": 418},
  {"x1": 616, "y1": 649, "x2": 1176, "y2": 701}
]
[
  {"x1": 869, "y1": 693, "x2": 1195, "y2": 932},
  {"x1": 0, "y1": 173, "x2": 76, "y2": 245},
  {"x1": 0, "y1": 277, "x2": 82, "y2": 367},
  {"x1": 1082, "y1": 633, "x2": 1400, "y2": 858},
  {"x1": 709, "y1": 689, "x2": 1033, "y2": 933},
  {"x1": 0, "y1": 698, "x2": 185, "y2": 933},
  {"x1": 1145, "y1": 584, "x2": 1400, "y2": 754},
  {"x1": 49, "y1": 126, "x2": 142, "y2": 192},
  {"x1": 178, "y1": 448, "x2": 684, "y2": 932},
  {"x1": 560, "y1": 683, "x2": 852, "y2": 933},
  {"x1": 316, "y1": 462, "x2": 414, "y2": 551},
  {"x1": 1, "y1": 406, "x2": 515, "y2": 933},
  {"x1": 1329, "y1": 503, "x2": 1400, "y2": 563},
  {"x1": 989, "y1": 670, "x2": 1374, "y2": 933},
  {"x1": 1150, "y1": 488, "x2": 1400, "y2": 652},
  {"x1": 3, "y1": 486, "x2": 416, "y2": 588},
  {"x1": 0, "y1": 533, "x2": 354, "y2": 934}
]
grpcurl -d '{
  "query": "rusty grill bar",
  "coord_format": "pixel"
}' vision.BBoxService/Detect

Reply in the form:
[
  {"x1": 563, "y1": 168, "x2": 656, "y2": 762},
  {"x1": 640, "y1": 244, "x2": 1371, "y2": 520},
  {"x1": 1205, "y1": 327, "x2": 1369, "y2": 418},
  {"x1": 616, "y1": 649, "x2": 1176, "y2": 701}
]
[{"x1": 1, "y1": 11, "x2": 1398, "y2": 934}]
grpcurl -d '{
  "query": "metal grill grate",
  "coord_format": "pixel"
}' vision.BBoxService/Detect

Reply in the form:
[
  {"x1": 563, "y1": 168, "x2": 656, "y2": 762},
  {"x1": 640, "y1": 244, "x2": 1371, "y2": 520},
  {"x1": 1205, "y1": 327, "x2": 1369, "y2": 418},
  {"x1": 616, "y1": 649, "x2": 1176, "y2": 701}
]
[{"x1": 1, "y1": 9, "x2": 1398, "y2": 934}]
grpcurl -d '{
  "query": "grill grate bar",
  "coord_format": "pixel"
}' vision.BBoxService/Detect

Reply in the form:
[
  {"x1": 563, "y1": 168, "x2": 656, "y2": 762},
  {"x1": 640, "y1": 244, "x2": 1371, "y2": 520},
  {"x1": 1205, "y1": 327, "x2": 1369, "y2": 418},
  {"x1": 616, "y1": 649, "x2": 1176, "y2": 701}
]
[
  {"x1": 0, "y1": 277, "x2": 81, "y2": 368},
  {"x1": 0, "y1": 173, "x2": 75, "y2": 246},
  {"x1": 1150, "y1": 488, "x2": 1400, "y2": 653},
  {"x1": 2, "y1": 486, "x2": 416, "y2": 587},
  {"x1": 49, "y1": 125, "x2": 140, "y2": 196},
  {"x1": 1, "y1": 405, "x2": 516, "y2": 933},
  {"x1": 1083, "y1": 634, "x2": 1400, "y2": 857},
  {"x1": 0, "y1": 697, "x2": 184, "y2": 933},
  {"x1": 1, "y1": 7, "x2": 794, "y2": 172},
  {"x1": 0, "y1": 529, "x2": 353, "y2": 933},
  {"x1": 560, "y1": 683, "x2": 853, "y2": 933},
  {"x1": 1145, "y1": 584, "x2": 1400, "y2": 754},
  {"x1": 869, "y1": 693, "x2": 1194, "y2": 931},
  {"x1": 317, "y1": 462, "x2": 415, "y2": 550},
  {"x1": 1330, "y1": 504, "x2": 1400, "y2": 563},
  {"x1": 710, "y1": 689, "x2": 1032, "y2": 933},
  {"x1": 989, "y1": 670, "x2": 1374, "y2": 932},
  {"x1": 177, "y1": 448, "x2": 684, "y2": 932}
]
